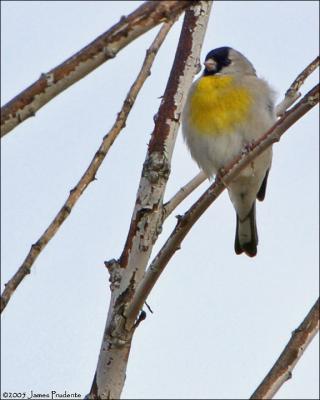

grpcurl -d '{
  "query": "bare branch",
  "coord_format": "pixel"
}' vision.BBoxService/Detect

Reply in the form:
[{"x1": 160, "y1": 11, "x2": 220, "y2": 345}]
[
  {"x1": 90, "y1": 3, "x2": 213, "y2": 398},
  {"x1": 0, "y1": 21, "x2": 175, "y2": 314},
  {"x1": 276, "y1": 55, "x2": 319, "y2": 116},
  {"x1": 163, "y1": 171, "x2": 206, "y2": 219},
  {"x1": 287, "y1": 55, "x2": 319, "y2": 93},
  {"x1": 1, "y1": 0, "x2": 196, "y2": 137},
  {"x1": 125, "y1": 84, "x2": 319, "y2": 321},
  {"x1": 250, "y1": 298, "x2": 320, "y2": 399}
]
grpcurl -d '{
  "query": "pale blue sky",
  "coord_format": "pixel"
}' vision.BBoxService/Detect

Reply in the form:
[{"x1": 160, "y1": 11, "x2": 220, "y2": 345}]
[{"x1": 1, "y1": 1, "x2": 319, "y2": 399}]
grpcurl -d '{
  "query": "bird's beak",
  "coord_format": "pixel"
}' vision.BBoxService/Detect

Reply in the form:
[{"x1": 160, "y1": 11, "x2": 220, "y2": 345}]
[{"x1": 204, "y1": 58, "x2": 216, "y2": 72}]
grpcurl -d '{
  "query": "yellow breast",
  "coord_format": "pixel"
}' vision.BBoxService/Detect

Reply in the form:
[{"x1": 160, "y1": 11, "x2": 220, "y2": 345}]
[{"x1": 189, "y1": 75, "x2": 252, "y2": 135}]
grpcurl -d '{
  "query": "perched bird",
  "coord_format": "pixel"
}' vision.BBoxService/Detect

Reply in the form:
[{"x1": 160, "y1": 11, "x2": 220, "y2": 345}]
[{"x1": 182, "y1": 47, "x2": 276, "y2": 257}]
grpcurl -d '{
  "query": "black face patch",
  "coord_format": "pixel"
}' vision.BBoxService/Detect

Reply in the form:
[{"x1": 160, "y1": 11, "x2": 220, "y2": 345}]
[{"x1": 204, "y1": 47, "x2": 232, "y2": 76}]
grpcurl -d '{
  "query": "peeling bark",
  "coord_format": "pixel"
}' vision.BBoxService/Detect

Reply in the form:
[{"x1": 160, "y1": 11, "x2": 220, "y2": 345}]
[{"x1": 90, "y1": 2, "x2": 212, "y2": 398}]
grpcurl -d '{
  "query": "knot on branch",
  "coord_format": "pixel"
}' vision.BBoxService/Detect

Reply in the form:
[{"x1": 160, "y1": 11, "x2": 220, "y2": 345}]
[
  {"x1": 103, "y1": 47, "x2": 116, "y2": 59},
  {"x1": 105, "y1": 273, "x2": 138, "y2": 347},
  {"x1": 107, "y1": 313, "x2": 131, "y2": 348},
  {"x1": 306, "y1": 92, "x2": 319, "y2": 106},
  {"x1": 104, "y1": 259, "x2": 122, "y2": 291},
  {"x1": 146, "y1": 48, "x2": 156, "y2": 57},
  {"x1": 40, "y1": 72, "x2": 55, "y2": 86},
  {"x1": 143, "y1": 151, "x2": 170, "y2": 183},
  {"x1": 286, "y1": 371, "x2": 293, "y2": 381},
  {"x1": 285, "y1": 88, "x2": 299, "y2": 99},
  {"x1": 123, "y1": 96, "x2": 134, "y2": 110},
  {"x1": 291, "y1": 327, "x2": 304, "y2": 336},
  {"x1": 114, "y1": 271, "x2": 136, "y2": 309},
  {"x1": 193, "y1": 3, "x2": 207, "y2": 17}
]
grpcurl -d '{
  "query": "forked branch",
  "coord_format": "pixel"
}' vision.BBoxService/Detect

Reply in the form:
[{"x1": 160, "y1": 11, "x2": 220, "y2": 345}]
[
  {"x1": 276, "y1": 55, "x2": 319, "y2": 116},
  {"x1": 1, "y1": 1, "x2": 196, "y2": 137},
  {"x1": 0, "y1": 21, "x2": 175, "y2": 314}
]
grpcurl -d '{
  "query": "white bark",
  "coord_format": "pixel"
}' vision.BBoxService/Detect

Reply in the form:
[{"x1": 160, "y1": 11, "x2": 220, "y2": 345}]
[{"x1": 92, "y1": 2, "x2": 213, "y2": 398}]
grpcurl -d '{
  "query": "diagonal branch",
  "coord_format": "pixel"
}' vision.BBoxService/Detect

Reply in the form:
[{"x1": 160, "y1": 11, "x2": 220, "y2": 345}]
[
  {"x1": 125, "y1": 83, "x2": 319, "y2": 322},
  {"x1": 287, "y1": 55, "x2": 319, "y2": 93},
  {"x1": 163, "y1": 171, "x2": 206, "y2": 219},
  {"x1": 1, "y1": 0, "x2": 196, "y2": 137},
  {"x1": 276, "y1": 55, "x2": 319, "y2": 116},
  {"x1": 0, "y1": 20, "x2": 175, "y2": 314},
  {"x1": 250, "y1": 298, "x2": 319, "y2": 399}
]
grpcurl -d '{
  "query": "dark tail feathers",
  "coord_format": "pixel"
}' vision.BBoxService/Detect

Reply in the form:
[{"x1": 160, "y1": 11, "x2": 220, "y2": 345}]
[{"x1": 234, "y1": 202, "x2": 258, "y2": 257}]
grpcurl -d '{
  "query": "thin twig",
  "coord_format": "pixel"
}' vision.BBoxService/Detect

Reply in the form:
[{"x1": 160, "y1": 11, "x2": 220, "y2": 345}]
[
  {"x1": 1, "y1": 1, "x2": 195, "y2": 137},
  {"x1": 287, "y1": 55, "x2": 320, "y2": 93},
  {"x1": 276, "y1": 55, "x2": 319, "y2": 116},
  {"x1": 250, "y1": 298, "x2": 319, "y2": 399},
  {"x1": 163, "y1": 171, "x2": 206, "y2": 219},
  {"x1": 125, "y1": 83, "x2": 319, "y2": 322},
  {"x1": 0, "y1": 21, "x2": 175, "y2": 314},
  {"x1": 144, "y1": 301, "x2": 154, "y2": 314}
]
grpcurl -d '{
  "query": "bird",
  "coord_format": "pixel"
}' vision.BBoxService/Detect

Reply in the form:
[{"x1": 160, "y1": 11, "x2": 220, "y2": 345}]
[{"x1": 182, "y1": 47, "x2": 276, "y2": 257}]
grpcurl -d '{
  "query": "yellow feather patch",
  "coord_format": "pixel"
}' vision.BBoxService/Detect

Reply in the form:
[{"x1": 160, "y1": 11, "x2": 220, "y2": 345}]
[{"x1": 189, "y1": 75, "x2": 252, "y2": 135}]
